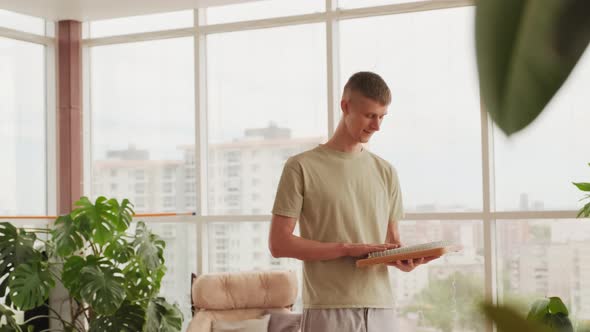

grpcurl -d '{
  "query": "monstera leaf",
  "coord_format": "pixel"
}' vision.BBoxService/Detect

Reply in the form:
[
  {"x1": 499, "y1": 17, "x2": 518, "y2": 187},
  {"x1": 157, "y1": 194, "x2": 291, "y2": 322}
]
[
  {"x1": 79, "y1": 258, "x2": 126, "y2": 315},
  {"x1": 8, "y1": 261, "x2": 54, "y2": 311},
  {"x1": 475, "y1": 0, "x2": 590, "y2": 135},
  {"x1": 110, "y1": 198, "x2": 134, "y2": 232},
  {"x1": 0, "y1": 223, "x2": 39, "y2": 305},
  {"x1": 133, "y1": 221, "x2": 165, "y2": 273},
  {"x1": 61, "y1": 255, "x2": 89, "y2": 300},
  {"x1": 145, "y1": 298, "x2": 183, "y2": 332},
  {"x1": 89, "y1": 301, "x2": 145, "y2": 332},
  {"x1": 104, "y1": 234, "x2": 135, "y2": 264},
  {"x1": 123, "y1": 258, "x2": 165, "y2": 302},
  {"x1": 71, "y1": 196, "x2": 121, "y2": 245},
  {"x1": 52, "y1": 215, "x2": 84, "y2": 257}
]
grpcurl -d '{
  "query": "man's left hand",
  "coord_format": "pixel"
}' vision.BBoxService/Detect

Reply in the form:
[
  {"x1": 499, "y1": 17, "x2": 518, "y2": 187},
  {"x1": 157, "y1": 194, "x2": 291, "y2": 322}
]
[{"x1": 387, "y1": 256, "x2": 440, "y2": 272}]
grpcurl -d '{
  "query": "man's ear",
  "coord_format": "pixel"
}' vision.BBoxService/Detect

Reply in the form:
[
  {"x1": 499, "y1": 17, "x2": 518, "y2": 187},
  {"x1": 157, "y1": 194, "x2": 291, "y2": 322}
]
[{"x1": 341, "y1": 99, "x2": 349, "y2": 115}]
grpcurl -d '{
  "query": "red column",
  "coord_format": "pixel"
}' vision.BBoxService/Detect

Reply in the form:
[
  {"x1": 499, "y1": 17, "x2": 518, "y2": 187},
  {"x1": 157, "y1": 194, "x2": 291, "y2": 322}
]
[{"x1": 57, "y1": 20, "x2": 83, "y2": 214}]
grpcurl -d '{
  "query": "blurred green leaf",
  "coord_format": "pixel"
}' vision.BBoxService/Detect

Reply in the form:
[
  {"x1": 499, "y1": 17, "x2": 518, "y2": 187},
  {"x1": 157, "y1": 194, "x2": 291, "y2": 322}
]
[
  {"x1": 554, "y1": 0, "x2": 590, "y2": 59},
  {"x1": 482, "y1": 302, "x2": 551, "y2": 332},
  {"x1": 527, "y1": 298, "x2": 550, "y2": 321},
  {"x1": 573, "y1": 182, "x2": 590, "y2": 192},
  {"x1": 475, "y1": 0, "x2": 590, "y2": 135},
  {"x1": 548, "y1": 297, "x2": 568, "y2": 315}
]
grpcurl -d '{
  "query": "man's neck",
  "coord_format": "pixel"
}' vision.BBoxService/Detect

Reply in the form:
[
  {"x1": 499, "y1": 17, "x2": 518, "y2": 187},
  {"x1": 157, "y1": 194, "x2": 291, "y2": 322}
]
[{"x1": 324, "y1": 128, "x2": 364, "y2": 153}]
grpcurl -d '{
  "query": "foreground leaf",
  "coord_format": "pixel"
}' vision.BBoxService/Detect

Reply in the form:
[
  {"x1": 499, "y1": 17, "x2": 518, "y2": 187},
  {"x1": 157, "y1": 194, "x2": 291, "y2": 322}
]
[
  {"x1": 475, "y1": 0, "x2": 590, "y2": 135},
  {"x1": 482, "y1": 303, "x2": 551, "y2": 332}
]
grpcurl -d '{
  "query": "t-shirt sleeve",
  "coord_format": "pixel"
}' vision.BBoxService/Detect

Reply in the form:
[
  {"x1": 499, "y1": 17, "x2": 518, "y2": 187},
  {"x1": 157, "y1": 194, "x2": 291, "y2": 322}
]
[
  {"x1": 271, "y1": 160, "x2": 304, "y2": 219},
  {"x1": 389, "y1": 166, "x2": 404, "y2": 221}
]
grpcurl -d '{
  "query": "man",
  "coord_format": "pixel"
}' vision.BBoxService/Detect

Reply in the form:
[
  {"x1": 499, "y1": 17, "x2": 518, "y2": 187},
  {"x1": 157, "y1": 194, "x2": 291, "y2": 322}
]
[{"x1": 269, "y1": 71, "x2": 439, "y2": 331}]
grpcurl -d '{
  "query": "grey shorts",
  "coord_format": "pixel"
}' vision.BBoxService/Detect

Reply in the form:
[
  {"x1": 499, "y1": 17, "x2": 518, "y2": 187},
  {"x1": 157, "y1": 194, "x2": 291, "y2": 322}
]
[{"x1": 301, "y1": 308, "x2": 395, "y2": 332}]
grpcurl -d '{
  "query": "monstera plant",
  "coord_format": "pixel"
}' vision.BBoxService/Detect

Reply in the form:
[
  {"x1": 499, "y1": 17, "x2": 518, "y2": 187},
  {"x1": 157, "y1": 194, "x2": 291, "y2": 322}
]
[{"x1": 0, "y1": 196, "x2": 183, "y2": 332}]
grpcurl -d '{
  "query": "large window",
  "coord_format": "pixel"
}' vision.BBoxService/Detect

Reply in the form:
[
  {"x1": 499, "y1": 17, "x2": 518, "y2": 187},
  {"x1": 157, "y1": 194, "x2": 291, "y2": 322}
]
[
  {"x1": 393, "y1": 220, "x2": 485, "y2": 331},
  {"x1": 149, "y1": 222, "x2": 198, "y2": 320},
  {"x1": 206, "y1": 23, "x2": 327, "y2": 215},
  {"x1": 207, "y1": 222, "x2": 302, "y2": 310},
  {"x1": 81, "y1": 3, "x2": 590, "y2": 331},
  {"x1": 497, "y1": 219, "x2": 590, "y2": 324},
  {"x1": 89, "y1": 37, "x2": 195, "y2": 212},
  {"x1": 0, "y1": 37, "x2": 46, "y2": 215},
  {"x1": 206, "y1": 0, "x2": 324, "y2": 25},
  {"x1": 0, "y1": 9, "x2": 45, "y2": 35},
  {"x1": 340, "y1": 7, "x2": 482, "y2": 213},
  {"x1": 88, "y1": 10, "x2": 193, "y2": 38}
]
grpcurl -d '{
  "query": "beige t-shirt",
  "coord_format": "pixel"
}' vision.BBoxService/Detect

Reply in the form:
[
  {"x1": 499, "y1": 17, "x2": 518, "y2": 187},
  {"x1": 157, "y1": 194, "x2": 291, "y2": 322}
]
[{"x1": 272, "y1": 144, "x2": 404, "y2": 309}]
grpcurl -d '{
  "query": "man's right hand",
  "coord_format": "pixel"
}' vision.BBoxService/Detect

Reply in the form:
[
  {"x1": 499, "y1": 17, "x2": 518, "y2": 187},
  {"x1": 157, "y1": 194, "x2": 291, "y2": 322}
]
[{"x1": 343, "y1": 243, "x2": 400, "y2": 258}]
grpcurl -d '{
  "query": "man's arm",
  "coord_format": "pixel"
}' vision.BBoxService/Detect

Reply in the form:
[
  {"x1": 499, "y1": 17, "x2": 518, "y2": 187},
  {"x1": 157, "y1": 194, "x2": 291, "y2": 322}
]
[
  {"x1": 269, "y1": 214, "x2": 399, "y2": 261},
  {"x1": 385, "y1": 219, "x2": 440, "y2": 271}
]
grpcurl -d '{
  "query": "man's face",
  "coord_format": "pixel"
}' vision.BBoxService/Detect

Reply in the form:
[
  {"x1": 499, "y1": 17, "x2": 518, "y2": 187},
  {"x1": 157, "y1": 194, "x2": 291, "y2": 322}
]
[{"x1": 342, "y1": 91, "x2": 388, "y2": 143}]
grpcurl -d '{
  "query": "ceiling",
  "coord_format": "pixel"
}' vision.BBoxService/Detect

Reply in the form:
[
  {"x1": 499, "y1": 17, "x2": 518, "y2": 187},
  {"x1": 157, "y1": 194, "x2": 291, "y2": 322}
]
[{"x1": 0, "y1": 0, "x2": 260, "y2": 21}]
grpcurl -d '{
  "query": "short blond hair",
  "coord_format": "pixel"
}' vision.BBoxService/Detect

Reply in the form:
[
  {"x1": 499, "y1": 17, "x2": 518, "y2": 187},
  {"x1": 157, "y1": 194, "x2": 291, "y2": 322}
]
[{"x1": 343, "y1": 71, "x2": 391, "y2": 106}]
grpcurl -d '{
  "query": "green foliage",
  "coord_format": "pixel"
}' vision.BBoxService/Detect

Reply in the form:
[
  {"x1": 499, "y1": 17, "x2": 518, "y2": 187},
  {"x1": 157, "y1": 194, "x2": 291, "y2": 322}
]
[
  {"x1": 8, "y1": 261, "x2": 55, "y2": 311},
  {"x1": 144, "y1": 298, "x2": 184, "y2": 332},
  {"x1": 573, "y1": 163, "x2": 590, "y2": 218},
  {"x1": 527, "y1": 297, "x2": 573, "y2": 332},
  {"x1": 79, "y1": 258, "x2": 126, "y2": 316},
  {"x1": 482, "y1": 303, "x2": 552, "y2": 332},
  {"x1": 52, "y1": 215, "x2": 84, "y2": 257},
  {"x1": 0, "y1": 223, "x2": 39, "y2": 306},
  {"x1": 0, "y1": 196, "x2": 183, "y2": 332},
  {"x1": 483, "y1": 296, "x2": 576, "y2": 332},
  {"x1": 475, "y1": 0, "x2": 590, "y2": 135},
  {"x1": 89, "y1": 301, "x2": 146, "y2": 332}
]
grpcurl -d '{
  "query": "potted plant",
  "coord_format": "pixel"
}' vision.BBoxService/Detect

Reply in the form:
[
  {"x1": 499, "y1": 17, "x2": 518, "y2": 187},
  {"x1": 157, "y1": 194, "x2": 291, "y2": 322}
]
[{"x1": 0, "y1": 196, "x2": 183, "y2": 331}]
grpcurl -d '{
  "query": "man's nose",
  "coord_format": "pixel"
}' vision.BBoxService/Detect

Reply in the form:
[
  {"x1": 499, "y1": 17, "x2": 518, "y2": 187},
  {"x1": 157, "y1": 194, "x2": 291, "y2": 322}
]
[{"x1": 371, "y1": 119, "x2": 381, "y2": 131}]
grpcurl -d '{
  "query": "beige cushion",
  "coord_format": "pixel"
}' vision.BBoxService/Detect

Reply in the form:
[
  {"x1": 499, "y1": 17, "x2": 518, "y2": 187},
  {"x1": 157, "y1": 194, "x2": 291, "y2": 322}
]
[
  {"x1": 187, "y1": 308, "x2": 292, "y2": 332},
  {"x1": 211, "y1": 314, "x2": 270, "y2": 332},
  {"x1": 192, "y1": 270, "x2": 298, "y2": 310}
]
